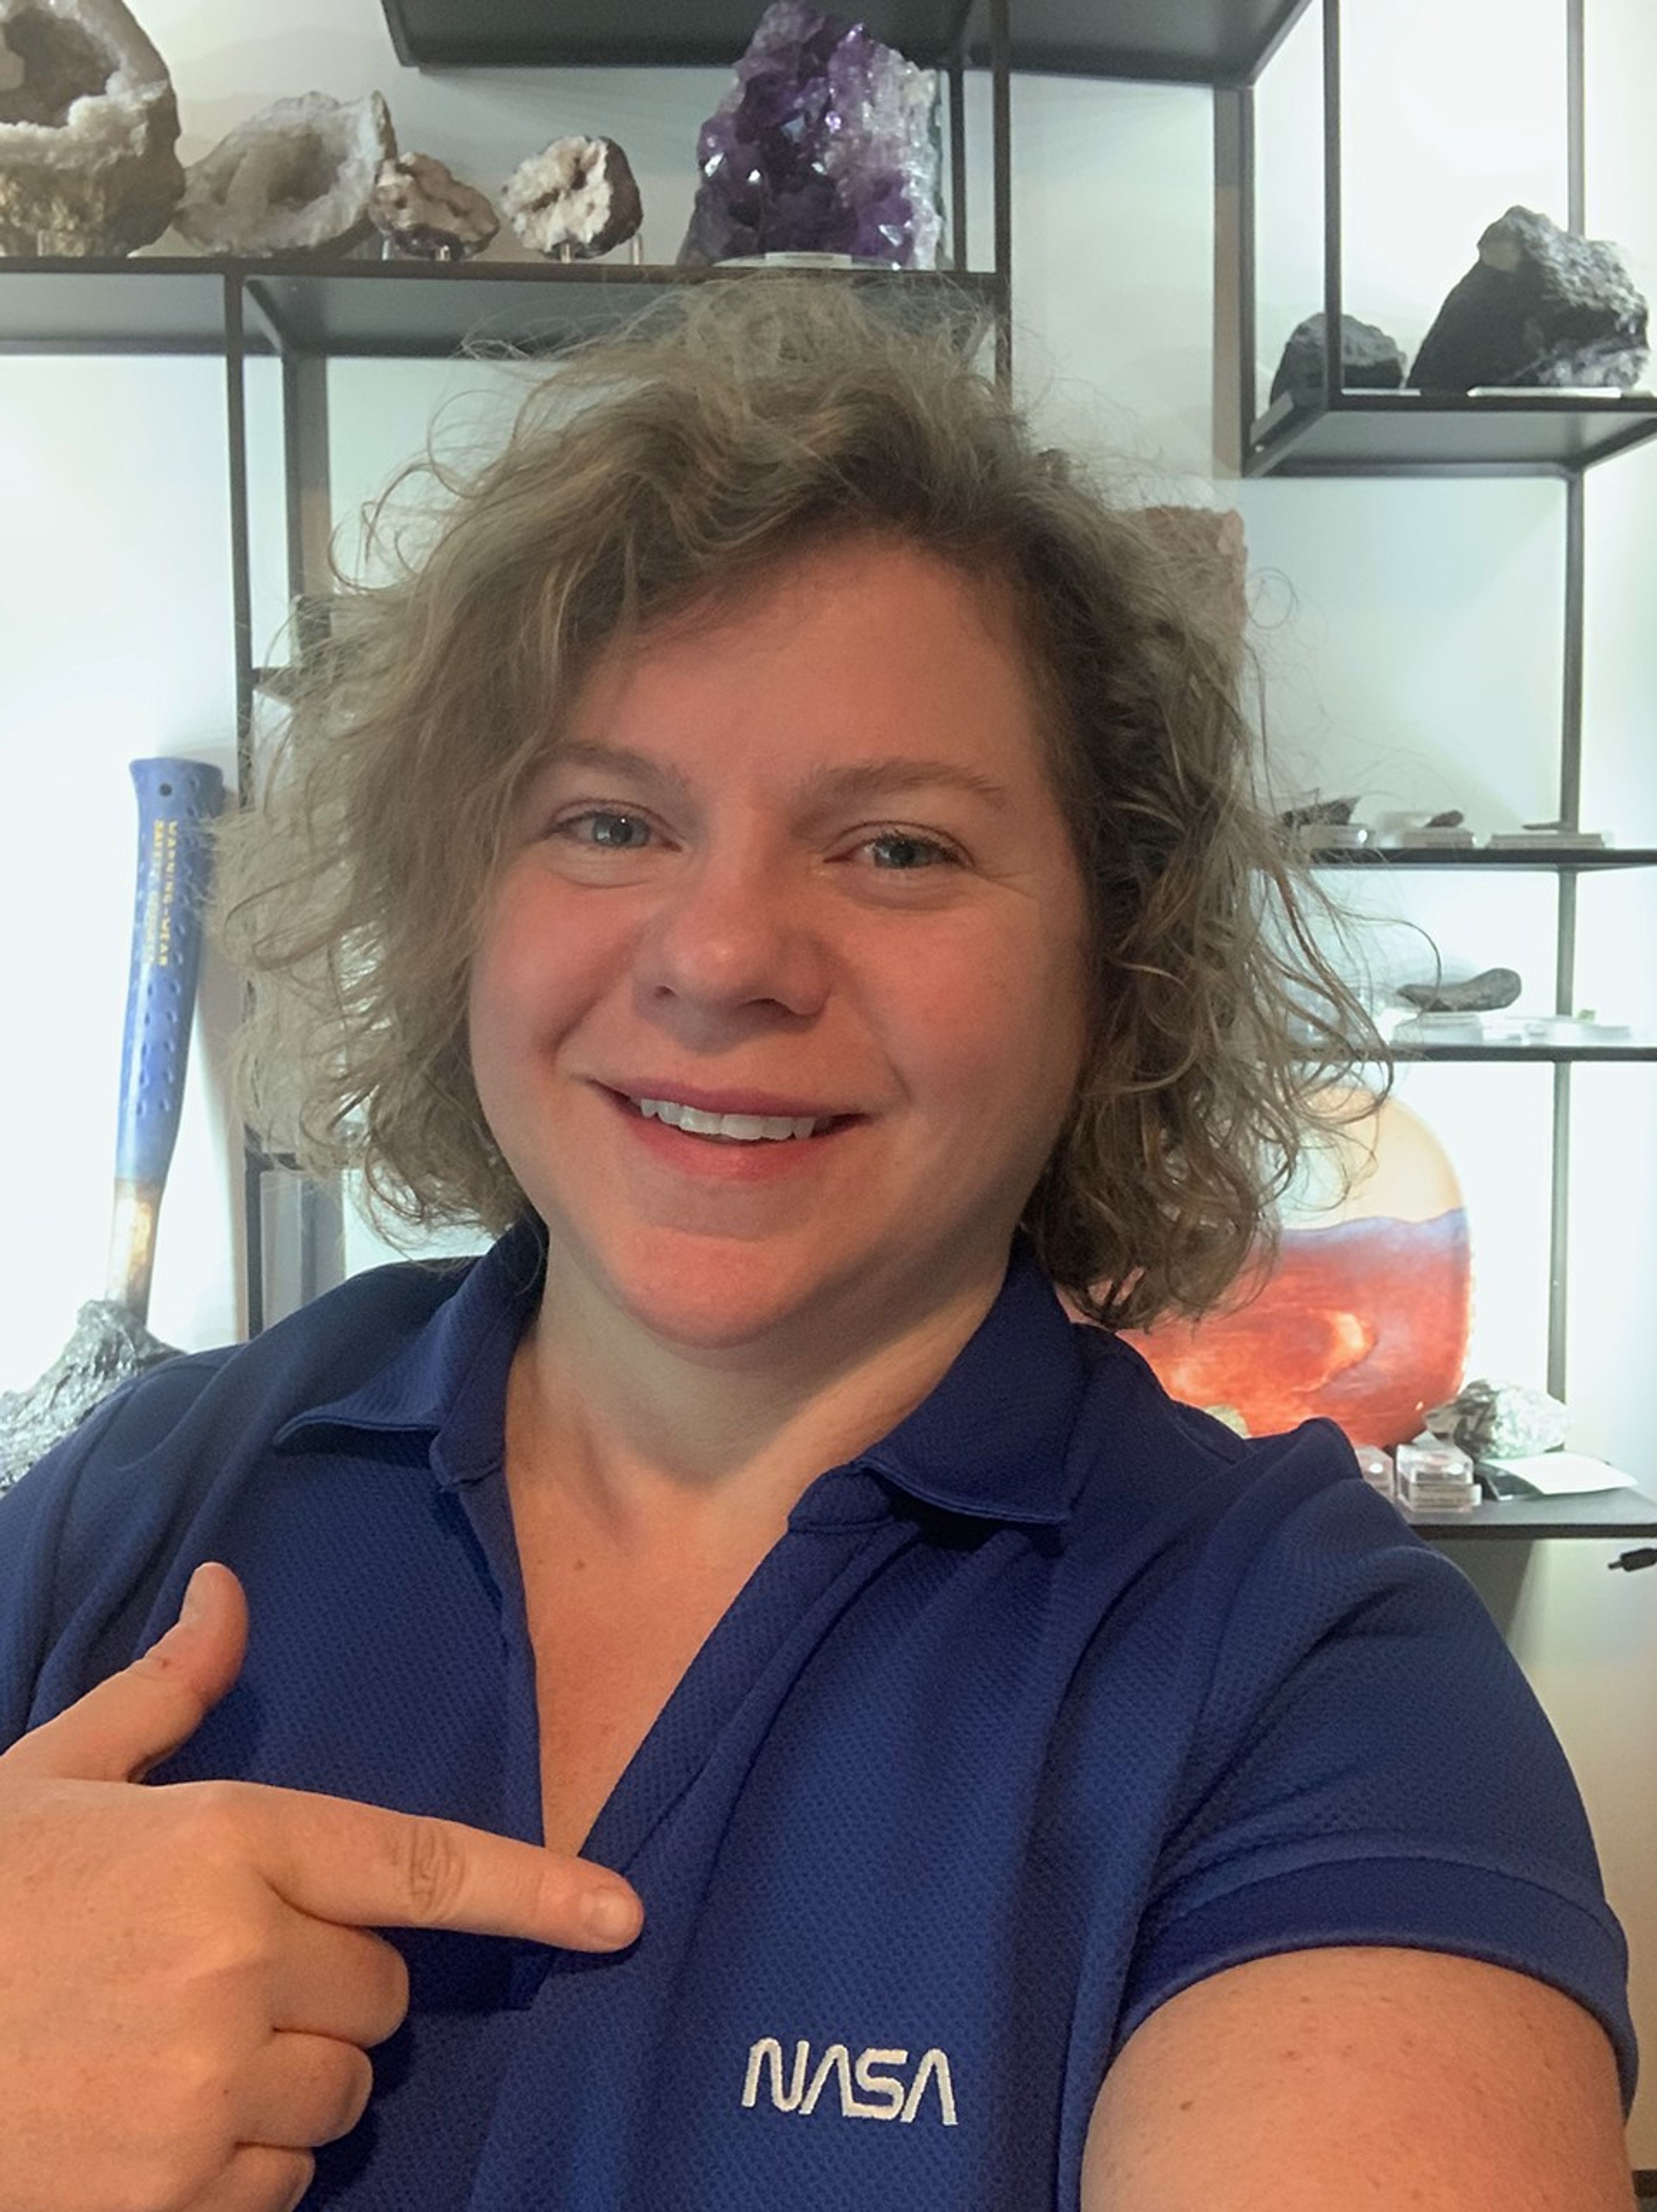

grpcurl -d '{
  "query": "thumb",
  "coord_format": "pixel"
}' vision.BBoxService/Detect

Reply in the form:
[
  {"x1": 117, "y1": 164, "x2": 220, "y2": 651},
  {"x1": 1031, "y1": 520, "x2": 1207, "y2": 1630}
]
[{"x1": 2, "y1": 1561, "x2": 248, "y2": 1784}]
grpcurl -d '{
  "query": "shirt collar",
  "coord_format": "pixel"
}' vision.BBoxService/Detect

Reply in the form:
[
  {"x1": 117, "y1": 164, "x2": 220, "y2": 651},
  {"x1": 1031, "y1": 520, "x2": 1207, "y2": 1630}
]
[
  {"x1": 846, "y1": 1239, "x2": 1089, "y2": 1527},
  {"x1": 280, "y1": 1223, "x2": 1089, "y2": 1527}
]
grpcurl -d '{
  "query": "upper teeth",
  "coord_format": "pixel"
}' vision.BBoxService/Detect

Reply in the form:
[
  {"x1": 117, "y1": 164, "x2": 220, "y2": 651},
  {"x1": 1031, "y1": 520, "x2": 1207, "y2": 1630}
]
[{"x1": 638, "y1": 1097, "x2": 826, "y2": 1142}]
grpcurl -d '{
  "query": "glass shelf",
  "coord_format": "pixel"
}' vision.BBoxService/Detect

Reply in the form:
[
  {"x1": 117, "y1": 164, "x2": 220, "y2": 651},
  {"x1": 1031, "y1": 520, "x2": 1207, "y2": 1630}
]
[
  {"x1": 1402, "y1": 1489, "x2": 1657, "y2": 1541},
  {"x1": 240, "y1": 260, "x2": 1002, "y2": 359},
  {"x1": 1246, "y1": 391, "x2": 1657, "y2": 477},
  {"x1": 1384, "y1": 1043, "x2": 1657, "y2": 1064},
  {"x1": 0, "y1": 259, "x2": 231, "y2": 353},
  {"x1": 0, "y1": 258, "x2": 1004, "y2": 361},
  {"x1": 1312, "y1": 846, "x2": 1657, "y2": 872}
]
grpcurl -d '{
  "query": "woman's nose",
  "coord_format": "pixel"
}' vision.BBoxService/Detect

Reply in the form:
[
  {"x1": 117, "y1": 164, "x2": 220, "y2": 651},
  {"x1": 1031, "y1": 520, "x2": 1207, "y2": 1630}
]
[{"x1": 633, "y1": 853, "x2": 831, "y2": 1026}]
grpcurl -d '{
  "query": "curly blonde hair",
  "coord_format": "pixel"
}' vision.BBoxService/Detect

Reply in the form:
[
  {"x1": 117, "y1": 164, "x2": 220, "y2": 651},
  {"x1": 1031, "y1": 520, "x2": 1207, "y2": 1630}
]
[{"x1": 215, "y1": 277, "x2": 1383, "y2": 1328}]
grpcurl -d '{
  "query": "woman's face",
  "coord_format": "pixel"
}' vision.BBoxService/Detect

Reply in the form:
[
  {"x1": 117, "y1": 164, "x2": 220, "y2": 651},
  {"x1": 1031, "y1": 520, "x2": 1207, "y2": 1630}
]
[{"x1": 468, "y1": 535, "x2": 1091, "y2": 1363}]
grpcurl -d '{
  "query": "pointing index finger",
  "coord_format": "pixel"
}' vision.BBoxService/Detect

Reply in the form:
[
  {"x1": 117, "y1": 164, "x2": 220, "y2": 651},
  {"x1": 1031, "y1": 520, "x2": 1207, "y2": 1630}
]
[{"x1": 246, "y1": 1787, "x2": 642, "y2": 1951}]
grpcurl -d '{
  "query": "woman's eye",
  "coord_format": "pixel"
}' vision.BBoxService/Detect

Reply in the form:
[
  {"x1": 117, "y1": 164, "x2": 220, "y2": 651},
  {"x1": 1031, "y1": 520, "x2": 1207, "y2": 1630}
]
[
  {"x1": 863, "y1": 831, "x2": 957, "y2": 870},
  {"x1": 558, "y1": 809, "x2": 654, "y2": 850}
]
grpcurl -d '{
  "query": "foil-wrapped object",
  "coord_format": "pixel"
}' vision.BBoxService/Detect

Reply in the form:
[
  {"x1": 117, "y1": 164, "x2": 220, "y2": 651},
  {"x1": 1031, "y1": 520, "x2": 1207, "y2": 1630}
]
[{"x1": 1424, "y1": 1377, "x2": 1570, "y2": 1461}]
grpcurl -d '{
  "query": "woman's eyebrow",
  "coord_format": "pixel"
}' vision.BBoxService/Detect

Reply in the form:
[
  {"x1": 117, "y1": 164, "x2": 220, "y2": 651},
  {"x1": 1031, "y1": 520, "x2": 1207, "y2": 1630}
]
[
  {"x1": 550, "y1": 740, "x2": 1010, "y2": 811},
  {"x1": 552, "y1": 737, "x2": 689, "y2": 795},
  {"x1": 796, "y1": 759, "x2": 1012, "y2": 809}
]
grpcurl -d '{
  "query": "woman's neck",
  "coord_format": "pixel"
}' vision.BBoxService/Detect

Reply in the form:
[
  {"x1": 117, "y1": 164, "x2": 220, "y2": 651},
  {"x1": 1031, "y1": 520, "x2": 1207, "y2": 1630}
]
[{"x1": 506, "y1": 1254, "x2": 1003, "y2": 1551}]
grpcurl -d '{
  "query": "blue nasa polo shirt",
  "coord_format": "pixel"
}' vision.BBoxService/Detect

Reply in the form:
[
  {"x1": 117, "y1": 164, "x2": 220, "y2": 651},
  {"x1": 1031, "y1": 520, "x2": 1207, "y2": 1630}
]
[{"x1": 0, "y1": 1224, "x2": 1636, "y2": 2209}]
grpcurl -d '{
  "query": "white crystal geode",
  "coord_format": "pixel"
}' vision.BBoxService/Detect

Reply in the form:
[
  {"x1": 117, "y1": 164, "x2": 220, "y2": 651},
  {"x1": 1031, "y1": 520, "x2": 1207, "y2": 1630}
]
[
  {"x1": 503, "y1": 136, "x2": 642, "y2": 259},
  {"x1": 0, "y1": 0, "x2": 184, "y2": 255},
  {"x1": 175, "y1": 90, "x2": 395, "y2": 256}
]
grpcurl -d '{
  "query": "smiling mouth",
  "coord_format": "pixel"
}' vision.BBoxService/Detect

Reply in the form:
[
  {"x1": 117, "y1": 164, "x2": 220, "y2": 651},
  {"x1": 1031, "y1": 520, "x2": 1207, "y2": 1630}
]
[{"x1": 634, "y1": 1096, "x2": 840, "y2": 1144}]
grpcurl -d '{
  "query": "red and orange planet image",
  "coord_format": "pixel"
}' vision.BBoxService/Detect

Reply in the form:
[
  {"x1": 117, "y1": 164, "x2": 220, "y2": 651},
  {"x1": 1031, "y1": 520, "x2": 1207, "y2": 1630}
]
[{"x1": 1120, "y1": 1090, "x2": 1471, "y2": 1450}]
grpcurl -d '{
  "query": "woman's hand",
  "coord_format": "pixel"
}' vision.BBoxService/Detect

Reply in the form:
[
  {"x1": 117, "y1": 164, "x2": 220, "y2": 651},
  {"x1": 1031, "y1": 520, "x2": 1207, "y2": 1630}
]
[{"x1": 0, "y1": 1563, "x2": 642, "y2": 2212}]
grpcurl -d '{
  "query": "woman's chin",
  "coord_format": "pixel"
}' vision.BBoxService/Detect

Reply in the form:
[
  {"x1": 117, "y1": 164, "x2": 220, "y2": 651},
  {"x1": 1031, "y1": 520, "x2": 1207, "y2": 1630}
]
[{"x1": 570, "y1": 1241, "x2": 851, "y2": 1364}]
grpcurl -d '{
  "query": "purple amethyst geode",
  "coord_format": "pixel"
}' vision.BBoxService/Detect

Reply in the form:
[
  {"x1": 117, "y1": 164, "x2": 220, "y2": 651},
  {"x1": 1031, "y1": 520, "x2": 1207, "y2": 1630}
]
[{"x1": 678, "y1": 3, "x2": 941, "y2": 269}]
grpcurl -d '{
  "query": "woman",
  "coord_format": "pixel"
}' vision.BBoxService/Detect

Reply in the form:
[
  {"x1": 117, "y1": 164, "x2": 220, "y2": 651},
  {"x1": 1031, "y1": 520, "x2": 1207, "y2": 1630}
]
[{"x1": 0, "y1": 283, "x2": 1635, "y2": 2210}]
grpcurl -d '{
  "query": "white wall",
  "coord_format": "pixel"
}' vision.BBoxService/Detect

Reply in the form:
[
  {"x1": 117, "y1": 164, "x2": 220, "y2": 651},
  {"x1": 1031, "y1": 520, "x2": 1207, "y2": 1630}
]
[{"x1": 1, "y1": 0, "x2": 1653, "y2": 2163}]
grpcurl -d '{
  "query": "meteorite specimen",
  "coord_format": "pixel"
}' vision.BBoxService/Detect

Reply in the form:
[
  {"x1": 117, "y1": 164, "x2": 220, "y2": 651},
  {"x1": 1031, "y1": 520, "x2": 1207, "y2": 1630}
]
[
  {"x1": 371, "y1": 151, "x2": 497, "y2": 261},
  {"x1": 0, "y1": 0, "x2": 183, "y2": 255},
  {"x1": 502, "y1": 136, "x2": 642, "y2": 260},
  {"x1": 175, "y1": 90, "x2": 396, "y2": 256},
  {"x1": 1397, "y1": 967, "x2": 1522, "y2": 1014},
  {"x1": 1410, "y1": 205, "x2": 1650, "y2": 392},
  {"x1": 1270, "y1": 312, "x2": 1408, "y2": 405},
  {"x1": 678, "y1": 2, "x2": 941, "y2": 269}
]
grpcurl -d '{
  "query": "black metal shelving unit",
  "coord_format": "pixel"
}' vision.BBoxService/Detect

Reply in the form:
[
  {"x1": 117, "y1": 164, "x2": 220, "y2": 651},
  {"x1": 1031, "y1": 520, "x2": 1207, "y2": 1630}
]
[
  {"x1": 1223, "y1": 0, "x2": 1657, "y2": 483},
  {"x1": 1215, "y1": 0, "x2": 1655, "y2": 1438},
  {"x1": 3, "y1": 0, "x2": 1650, "y2": 1530}
]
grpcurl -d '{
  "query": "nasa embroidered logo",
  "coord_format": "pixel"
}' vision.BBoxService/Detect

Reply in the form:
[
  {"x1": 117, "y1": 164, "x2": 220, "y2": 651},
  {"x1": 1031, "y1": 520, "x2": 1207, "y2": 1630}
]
[{"x1": 742, "y1": 2039, "x2": 958, "y2": 2125}]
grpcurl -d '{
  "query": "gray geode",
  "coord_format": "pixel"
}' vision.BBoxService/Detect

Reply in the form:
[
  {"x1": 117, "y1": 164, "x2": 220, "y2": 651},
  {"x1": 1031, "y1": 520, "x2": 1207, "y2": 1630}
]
[
  {"x1": 175, "y1": 90, "x2": 395, "y2": 256},
  {"x1": 1411, "y1": 206, "x2": 1650, "y2": 392},
  {"x1": 502, "y1": 136, "x2": 642, "y2": 259},
  {"x1": 369, "y1": 151, "x2": 496, "y2": 261},
  {"x1": 0, "y1": 0, "x2": 183, "y2": 255}
]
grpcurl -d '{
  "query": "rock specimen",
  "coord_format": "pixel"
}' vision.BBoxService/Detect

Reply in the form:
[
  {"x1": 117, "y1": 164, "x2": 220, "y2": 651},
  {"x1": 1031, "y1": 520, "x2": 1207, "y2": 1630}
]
[
  {"x1": 175, "y1": 90, "x2": 395, "y2": 256},
  {"x1": 678, "y1": 2, "x2": 940, "y2": 269},
  {"x1": 1270, "y1": 312, "x2": 1407, "y2": 405},
  {"x1": 370, "y1": 151, "x2": 496, "y2": 260},
  {"x1": 1398, "y1": 967, "x2": 1522, "y2": 1014},
  {"x1": 502, "y1": 136, "x2": 641, "y2": 260},
  {"x1": 0, "y1": 0, "x2": 183, "y2": 255},
  {"x1": 1425, "y1": 1377, "x2": 1570, "y2": 1460},
  {"x1": 1279, "y1": 795, "x2": 1360, "y2": 830},
  {"x1": 1410, "y1": 206, "x2": 1650, "y2": 391}
]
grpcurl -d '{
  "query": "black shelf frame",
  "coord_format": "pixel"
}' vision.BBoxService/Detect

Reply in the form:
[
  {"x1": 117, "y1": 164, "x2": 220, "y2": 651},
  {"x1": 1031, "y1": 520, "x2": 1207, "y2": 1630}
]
[
  {"x1": 1223, "y1": 0, "x2": 1657, "y2": 483},
  {"x1": 379, "y1": 0, "x2": 1316, "y2": 86},
  {"x1": 1215, "y1": 0, "x2": 1656, "y2": 1415},
  {"x1": 1248, "y1": 391, "x2": 1657, "y2": 479}
]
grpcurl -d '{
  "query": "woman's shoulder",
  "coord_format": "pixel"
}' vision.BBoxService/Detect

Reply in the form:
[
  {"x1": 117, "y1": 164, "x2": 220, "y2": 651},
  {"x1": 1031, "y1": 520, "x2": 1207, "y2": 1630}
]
[{"x1": 1068, "y1": 1321, "x2": 1371, "y2": 1536}]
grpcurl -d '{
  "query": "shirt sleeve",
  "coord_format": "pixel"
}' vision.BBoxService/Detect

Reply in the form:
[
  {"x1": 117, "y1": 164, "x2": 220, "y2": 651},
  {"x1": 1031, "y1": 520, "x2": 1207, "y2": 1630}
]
[
  {"x1": 0, "y1": 1359, "x2": 228, "y2": 1747},
  {"x1": 1110, "y1": 1434, "x2": 1639, "y2": 2109}
]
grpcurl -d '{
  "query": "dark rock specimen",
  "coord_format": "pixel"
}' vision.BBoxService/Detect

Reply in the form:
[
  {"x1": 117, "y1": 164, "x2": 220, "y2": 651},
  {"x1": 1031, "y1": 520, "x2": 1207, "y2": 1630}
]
[
  {"x1": 1270, "y1": 312, "x2": 1407, "y2": 405},
  {"x1": 678, "y1": 2, "x2": 940, "y2": 269},
  {"x1": 1398, "y1": 967, "x2": 1522, "y2": 1014},
  {"x1": 1410, "y1": 206, "x2": 1649, "y2": 392}
]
